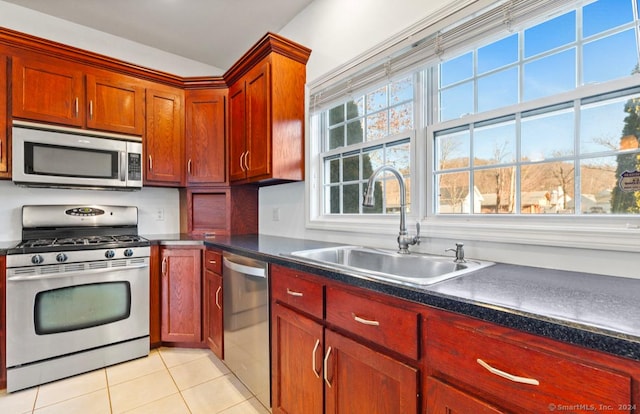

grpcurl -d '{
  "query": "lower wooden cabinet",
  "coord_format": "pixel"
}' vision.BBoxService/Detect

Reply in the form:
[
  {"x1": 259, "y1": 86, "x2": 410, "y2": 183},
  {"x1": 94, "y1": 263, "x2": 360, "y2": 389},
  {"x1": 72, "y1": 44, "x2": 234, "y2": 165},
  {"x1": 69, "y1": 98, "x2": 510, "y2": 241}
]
[
  {"x1": 160, "y1": 246, "x2": 203, "y2": 344},
  {"x1": 270, "y1": 264, "x2": 421, "y2": 414},
  {"x1": 204, "y1": 249, "x2": 223, "y2": 358},
  {"x1": 426, "y1": 377, "x2": 505, "y2": 414}
]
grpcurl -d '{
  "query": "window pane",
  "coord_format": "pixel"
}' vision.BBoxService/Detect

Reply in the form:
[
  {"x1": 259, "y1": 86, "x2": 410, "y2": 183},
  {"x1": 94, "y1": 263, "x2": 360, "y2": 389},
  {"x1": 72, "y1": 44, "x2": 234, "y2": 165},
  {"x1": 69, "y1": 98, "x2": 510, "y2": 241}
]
[
  {"x1": 363, "y1": 147, "x2": 385, "y2": 178},
  {"x1": 583, "y1": 0, "x2": 633, "y2": 38},
  {"x1": 579, "y1": 156, "x2": 618, "y2": 214},
  {"x1": 436, "y1": 129, "x2": 470, "y2": 170},
  {"x1": 436, "y1": 172, "x2": 471, "y2": 213},
  {"x1": 326, "y1": 158, "x2": 340, "y2": 183},
  {"x1": 366, "y1": 111, "x2": 389, "y2": 141},
  {"x1": 523, "y1": 49, "x2": 576, "y2": 101},
  {"x1": 440, "y1": 52, "x2": 473, "y2": 87},
  {"x1": 346, "y1": 98, "x2": 364, "y2": 120},
  {"x1": 328, "y1": 186, "x2": 340, "y2": 214},
  {"x1": 390, "y1": 102, "x2": 413, "y2": 134},
  {"x1": 580, "y1": 94, "x2": 639, "y2": 154},
  {"x1": 611, "y1": 152, "x2": 640, "y2": 213},
  {"x1": 387, "y1": 140, "x2": 411, "y2": 172},
  {"x1": 440, "y1": 81, "x2": 473, "y2": 121},
  {"x1": 473, "y1": 121, "x2": 516, "y2": 166},
  {"x1": 478, "y1": 34, "x2": 518, "y2": 74},
  {"x1": 524, "y1": 11, "x2": 576, "y2": 58},
  {"x1": 329, "y1": 125, "x2": 344, "y2": 150},
  {"x1": 522, "y1": 109, "x2": 574, "y2": 161},
  {"x1": 390, "y1": 77, "x2": 413, "y2": 104},
  {"x1": 583, "y1": 29, "x2": 638, "y2": 84},
  {"x1": 346, "y1": 119, "x2": 364, "y2": 145},
  {"x1": 343, "y1": 154, "x2": 360, "y2": 182},
  {"x1": 521, "y1": 161, "x2": 575, "y2": 214},
  {"x1": 477, "y1": 67, "x2": 519, "y2": 113},
  {"x1": 474, "y1": 167, "x2": 516, "y2": 214},
  {"x1": 343, "y1": 183, "x2": 360, "y2": 214},
  {"x1": 367, "y1": 86, "x2": 387, "y2": 112},
  {"x1": 329, "y1": 104, "x2": 344, "y2": 125}
]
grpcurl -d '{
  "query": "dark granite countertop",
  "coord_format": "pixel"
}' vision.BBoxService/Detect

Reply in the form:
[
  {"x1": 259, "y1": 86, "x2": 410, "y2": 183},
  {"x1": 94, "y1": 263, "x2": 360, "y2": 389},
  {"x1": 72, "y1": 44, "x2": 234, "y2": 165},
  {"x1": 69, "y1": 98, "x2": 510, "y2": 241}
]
[{"x1": 199, "y1": 234, "x2": 640, "y2": 362}]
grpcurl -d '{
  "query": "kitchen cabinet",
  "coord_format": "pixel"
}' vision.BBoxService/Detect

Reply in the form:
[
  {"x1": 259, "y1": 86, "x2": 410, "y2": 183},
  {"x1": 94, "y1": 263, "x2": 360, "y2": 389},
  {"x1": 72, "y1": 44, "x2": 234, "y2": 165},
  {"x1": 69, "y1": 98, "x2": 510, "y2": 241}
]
[
  {"x1": 0, "y1": 55, "x2": 8, "y2": 178},
  {"x1": 185, "y1": 88, "x2": 226, "y2": 185},
  {"x1": 160, "y1": 246, "x2": 202, "y2": 344},
  {"x1": 425, "y1": 308, "x2": 639, "y2": 413},
  {"x1": 0, "y1": 255, "x2": 5, "y2": 389},
  {"x1": 271, "y1": 265, "x2": 420, "y2": 414},
  {"x1": 179, "y1": 185, "x2": 258, "y2": 236},
  {"x1": 144, "y1": 86, "x2": 185, "y2": 186},
  {"x1": 149, "y1": 245, "x2": 161, "y2": 348},
  {"x1": 12, "y1": 53, "x2": 144, "y2": 135},
  {"x1": 226, "y1": 33, "x2": 310, "y2": 185},
  {"x1": 85, "y1": 72, "x2": 145, "y2": 135},
  {"x1": 204, "y1": 249, "x2": 223, "y2": 358}
]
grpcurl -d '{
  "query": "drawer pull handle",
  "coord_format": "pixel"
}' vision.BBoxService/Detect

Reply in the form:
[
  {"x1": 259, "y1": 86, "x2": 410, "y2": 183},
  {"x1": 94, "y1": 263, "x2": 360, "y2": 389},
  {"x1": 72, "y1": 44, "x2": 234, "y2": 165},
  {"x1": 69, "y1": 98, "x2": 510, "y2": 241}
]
[
  {"x1": 323, "y1": 346, "x2": 333, "y2": 388},
  {"x1": 215, "y1": 286, "x2": 222, "y2": 310},
  {"x1": 312, "y1": 339, "x2": 321, "y2": 378},
  {"x1": 287, "y1": 288, "x2": 304, "y2": 297},
  {"x1": 209, "y1": 260, "x2": 217, "y2": 264},
  {"x1": 476, "y1": 358, "x2": 540, "y2": 386},
  {"x1": 354, "y1": 315, "x2": 380, "y2": 326}
]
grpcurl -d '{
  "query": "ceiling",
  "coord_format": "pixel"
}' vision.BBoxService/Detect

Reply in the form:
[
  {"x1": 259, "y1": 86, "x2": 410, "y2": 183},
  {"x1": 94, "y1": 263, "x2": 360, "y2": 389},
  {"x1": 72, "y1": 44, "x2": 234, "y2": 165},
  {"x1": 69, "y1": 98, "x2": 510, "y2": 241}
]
[{"x1": 2, "y1": 0, "x2": 314, "y2": 71}]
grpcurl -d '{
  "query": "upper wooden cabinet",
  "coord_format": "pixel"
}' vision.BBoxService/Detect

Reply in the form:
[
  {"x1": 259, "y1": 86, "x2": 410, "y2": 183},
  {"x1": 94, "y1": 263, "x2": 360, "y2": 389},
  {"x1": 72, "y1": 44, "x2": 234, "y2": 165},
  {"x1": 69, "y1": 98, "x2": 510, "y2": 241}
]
[
  {"x1": 11, "y1": 53, "x2": 145, "y2": 135},
  {"x1": 144, "y1": 86, "x2": 185, "y2": 186},
  {"x1": 185, "y1": 88, "x2": 226, "y2": 185},
  {"x1": 225, "y1": 33, "x2": 311, "y2": 185},
  {"x1": 86, "y1": 73, "x2": 145, "y2": 135},
  {"x1": 0, "y1": 55, "x2": 8, "y2": 177}
]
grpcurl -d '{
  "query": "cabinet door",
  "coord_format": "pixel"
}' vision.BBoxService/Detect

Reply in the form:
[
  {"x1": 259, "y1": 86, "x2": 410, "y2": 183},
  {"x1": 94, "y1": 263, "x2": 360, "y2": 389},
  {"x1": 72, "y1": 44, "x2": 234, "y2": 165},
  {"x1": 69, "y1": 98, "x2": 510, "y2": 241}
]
[
  {"x1": 160, "y1": 248, "x2": 202, "y2": 343},
  {"x1": 245, "y1": 62, "x2": 271, "y2": 180},
  {"x1": 426, "y1": 377, "x2": 505, "y2": 414},
  {"x1": 204, "y1": 268, "x2": 223, "y2": 358},
  {"x1": 86, "y1": 73, "x2": 144, "y2": 135},
  {"x1": 0, "y1": 55, "x2": 7, "y2": 176},
  {"x1": 228, "y1": 82, "x2": 247, "y2": 182},
  {"x1": 185, "y1": 89, "x2": 226, "y2": 185},
  {"x1": 271, "y1": 303, "x2": 324, "y2": 414},
  {"x1": 12, "y1": 54, "x2": 84, "y2": 127},
  {"x1": 324, "y1": 329, "x2": 419, "y2": 414},
  {"x1": 145, "y1": 87, "x2": 184, "y2": 186}
]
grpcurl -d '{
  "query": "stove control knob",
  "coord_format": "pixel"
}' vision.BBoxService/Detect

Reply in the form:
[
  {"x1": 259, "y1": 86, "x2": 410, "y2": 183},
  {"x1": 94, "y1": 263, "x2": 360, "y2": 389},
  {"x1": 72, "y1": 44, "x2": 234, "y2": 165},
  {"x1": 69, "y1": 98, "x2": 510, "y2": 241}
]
[
  {"x1": 124, "y1": 248, "x2": 134, "y2": 257},
  {"x1": 105, "y1": 250, "x2": 116, "y2": 259},
  {"x1": 31, "y1": 254, "x2": 44, "y2": 265},
  {"x1": 56, "y1": 253, "x2": 68, "y2": 263}
]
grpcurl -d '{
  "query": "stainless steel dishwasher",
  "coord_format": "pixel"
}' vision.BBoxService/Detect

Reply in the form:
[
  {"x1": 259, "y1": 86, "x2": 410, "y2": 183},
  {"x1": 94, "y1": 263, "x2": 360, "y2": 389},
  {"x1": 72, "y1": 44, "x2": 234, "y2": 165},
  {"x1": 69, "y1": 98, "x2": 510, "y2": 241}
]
[{"x1": 222, "y1": 252, "x2": 270, "y2": 408}]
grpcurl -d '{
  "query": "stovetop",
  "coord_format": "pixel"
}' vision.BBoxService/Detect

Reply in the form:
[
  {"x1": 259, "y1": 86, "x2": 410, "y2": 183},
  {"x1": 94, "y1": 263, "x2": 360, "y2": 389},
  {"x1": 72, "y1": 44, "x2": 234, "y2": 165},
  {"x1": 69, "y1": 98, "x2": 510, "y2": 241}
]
[{"x1": 7, "y1": 235, "x2": 150, "y2": 255}]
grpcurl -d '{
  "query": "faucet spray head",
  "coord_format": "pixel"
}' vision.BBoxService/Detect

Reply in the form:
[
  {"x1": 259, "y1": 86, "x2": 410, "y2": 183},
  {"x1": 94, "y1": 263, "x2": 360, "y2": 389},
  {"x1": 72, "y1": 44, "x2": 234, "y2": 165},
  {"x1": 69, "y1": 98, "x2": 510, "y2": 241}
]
[{"x1": 362, "y1": 185, "x2": 375, "y2": 207}]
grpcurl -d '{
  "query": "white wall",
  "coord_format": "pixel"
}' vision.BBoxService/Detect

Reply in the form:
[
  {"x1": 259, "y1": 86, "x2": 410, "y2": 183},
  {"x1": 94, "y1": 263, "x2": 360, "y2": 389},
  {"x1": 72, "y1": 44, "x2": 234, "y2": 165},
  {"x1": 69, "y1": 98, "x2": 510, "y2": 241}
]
[{"x1": 259, "y1": 0, "x2": 639, "y2": 279}]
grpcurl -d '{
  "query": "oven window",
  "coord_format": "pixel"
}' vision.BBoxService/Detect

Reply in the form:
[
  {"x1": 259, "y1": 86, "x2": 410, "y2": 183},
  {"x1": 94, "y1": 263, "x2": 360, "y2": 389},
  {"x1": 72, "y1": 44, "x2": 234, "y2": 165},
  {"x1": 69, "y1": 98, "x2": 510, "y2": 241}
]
[{"x1": 34, "y1": 282, "x2": 131, "y2": 335}]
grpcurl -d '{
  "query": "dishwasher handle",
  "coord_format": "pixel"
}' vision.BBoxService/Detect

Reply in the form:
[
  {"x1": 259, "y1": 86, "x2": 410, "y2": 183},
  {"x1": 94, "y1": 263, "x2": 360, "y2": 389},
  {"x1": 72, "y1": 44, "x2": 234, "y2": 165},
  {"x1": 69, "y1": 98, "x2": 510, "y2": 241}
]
[{"x1": 223, "y1": 257, "x2": 266, "y2": 278}]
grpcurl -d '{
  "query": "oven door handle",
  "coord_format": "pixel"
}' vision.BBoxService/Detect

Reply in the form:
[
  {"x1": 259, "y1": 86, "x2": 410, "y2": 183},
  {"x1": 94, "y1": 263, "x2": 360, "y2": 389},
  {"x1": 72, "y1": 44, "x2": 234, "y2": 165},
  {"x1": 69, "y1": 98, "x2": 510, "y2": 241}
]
[{"x1": 7, "y1": 263, "x2": 149, "y2": 281}]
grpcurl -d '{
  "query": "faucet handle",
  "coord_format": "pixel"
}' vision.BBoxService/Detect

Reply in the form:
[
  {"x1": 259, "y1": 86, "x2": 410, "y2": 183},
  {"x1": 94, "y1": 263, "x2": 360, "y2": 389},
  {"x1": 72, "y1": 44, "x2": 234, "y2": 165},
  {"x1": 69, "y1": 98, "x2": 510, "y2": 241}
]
[{"x1": 414, "y1": 222, "x2": 421, "y2": 245}]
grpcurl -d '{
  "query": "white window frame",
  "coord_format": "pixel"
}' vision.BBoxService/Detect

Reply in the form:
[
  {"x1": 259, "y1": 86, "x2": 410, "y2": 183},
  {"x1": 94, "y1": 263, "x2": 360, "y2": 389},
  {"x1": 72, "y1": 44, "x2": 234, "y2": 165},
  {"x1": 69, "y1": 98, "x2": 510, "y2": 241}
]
[{"x1": 306, "y1": 0, "x2": 640, "y2": 252}]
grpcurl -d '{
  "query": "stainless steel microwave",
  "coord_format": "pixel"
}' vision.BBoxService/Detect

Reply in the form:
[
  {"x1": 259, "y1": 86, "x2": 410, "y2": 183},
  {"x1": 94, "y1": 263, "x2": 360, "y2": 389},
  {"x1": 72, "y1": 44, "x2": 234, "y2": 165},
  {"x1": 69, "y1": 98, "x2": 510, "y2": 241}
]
[{"x1": 12, "y1": 122, "x2": 143, "y2": 190}]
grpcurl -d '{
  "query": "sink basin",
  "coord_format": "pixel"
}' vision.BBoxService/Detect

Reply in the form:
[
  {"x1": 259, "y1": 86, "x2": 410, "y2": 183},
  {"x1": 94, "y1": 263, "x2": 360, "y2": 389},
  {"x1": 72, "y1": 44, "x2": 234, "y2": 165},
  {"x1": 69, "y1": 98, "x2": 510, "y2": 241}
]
[{"x1": 287, "y1": 246, "x2": 494, "y2": 286}]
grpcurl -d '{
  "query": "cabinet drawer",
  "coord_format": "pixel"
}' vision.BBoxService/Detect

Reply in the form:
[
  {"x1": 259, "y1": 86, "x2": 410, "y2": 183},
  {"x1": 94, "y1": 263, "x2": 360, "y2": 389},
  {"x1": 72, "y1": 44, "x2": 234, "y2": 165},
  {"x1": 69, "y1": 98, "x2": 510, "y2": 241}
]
[
  {"x1": 271, "y1": 265, "x2": 323, "y2": 319},
  {"x1": 326, "y1": 286, "x2": 419, "y2": 360},
  {"x1": 426, "y1": 315, "x2": 632, "y2": 412},
  {"x1": 204, "y1": 250, "x2": 222, "y2": 274}
]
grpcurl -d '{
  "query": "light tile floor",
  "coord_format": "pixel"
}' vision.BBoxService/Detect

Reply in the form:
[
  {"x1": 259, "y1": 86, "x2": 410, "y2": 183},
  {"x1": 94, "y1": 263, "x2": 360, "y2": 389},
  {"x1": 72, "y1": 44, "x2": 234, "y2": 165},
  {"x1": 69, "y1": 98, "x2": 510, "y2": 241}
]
[{"x1": 0, "y1": 347, "x2": 271, "y2": 414}]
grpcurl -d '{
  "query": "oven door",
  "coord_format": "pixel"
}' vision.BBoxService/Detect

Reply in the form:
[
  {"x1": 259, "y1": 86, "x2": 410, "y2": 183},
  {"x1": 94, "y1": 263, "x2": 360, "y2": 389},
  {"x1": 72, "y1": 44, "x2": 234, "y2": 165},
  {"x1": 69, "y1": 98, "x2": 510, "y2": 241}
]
[{"x1": 6, "y1": 259, "x2": 149, "y2": 368}]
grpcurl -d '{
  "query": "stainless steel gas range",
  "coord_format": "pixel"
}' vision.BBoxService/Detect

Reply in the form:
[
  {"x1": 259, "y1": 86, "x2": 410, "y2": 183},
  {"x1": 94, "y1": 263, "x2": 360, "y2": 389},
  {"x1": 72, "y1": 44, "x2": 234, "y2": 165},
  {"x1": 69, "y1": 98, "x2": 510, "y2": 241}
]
[{"x1": 5, "y1": 205, "x2": 150, "y2": 392}]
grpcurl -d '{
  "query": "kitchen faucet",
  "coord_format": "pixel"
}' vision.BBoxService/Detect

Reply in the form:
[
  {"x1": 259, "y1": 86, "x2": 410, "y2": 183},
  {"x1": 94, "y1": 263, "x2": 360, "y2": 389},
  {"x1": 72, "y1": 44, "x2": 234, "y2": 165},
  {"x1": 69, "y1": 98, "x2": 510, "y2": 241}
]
[{"x1": 363, "y1": 165, "x2": 420, "y2": 254}]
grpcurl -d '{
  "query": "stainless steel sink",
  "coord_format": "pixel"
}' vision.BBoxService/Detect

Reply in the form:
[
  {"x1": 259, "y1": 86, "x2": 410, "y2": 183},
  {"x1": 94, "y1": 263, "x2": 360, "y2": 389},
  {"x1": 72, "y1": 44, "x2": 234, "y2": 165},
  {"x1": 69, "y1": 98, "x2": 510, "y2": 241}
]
[{"x1": 287, "y1": 246, "x2": 494, "y2": 286}]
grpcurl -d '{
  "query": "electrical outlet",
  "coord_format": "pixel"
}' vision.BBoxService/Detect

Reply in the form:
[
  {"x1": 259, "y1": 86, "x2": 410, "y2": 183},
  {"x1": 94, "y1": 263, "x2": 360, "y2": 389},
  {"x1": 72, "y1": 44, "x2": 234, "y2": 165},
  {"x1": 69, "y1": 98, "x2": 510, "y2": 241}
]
[
  {"x1": 272, "y1": 207, "x2": 280, "y2": 221},
  {"x1": 155, "y1": 208, "x2": 165, "y2": 221}
]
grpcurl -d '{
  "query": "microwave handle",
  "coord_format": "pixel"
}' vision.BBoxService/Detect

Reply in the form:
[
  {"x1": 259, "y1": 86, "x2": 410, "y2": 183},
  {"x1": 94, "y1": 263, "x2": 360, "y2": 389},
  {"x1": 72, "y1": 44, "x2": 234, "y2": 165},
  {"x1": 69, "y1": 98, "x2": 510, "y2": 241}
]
[{"x1": 120, "y1": 151, "x2": 126, "y2": 182}]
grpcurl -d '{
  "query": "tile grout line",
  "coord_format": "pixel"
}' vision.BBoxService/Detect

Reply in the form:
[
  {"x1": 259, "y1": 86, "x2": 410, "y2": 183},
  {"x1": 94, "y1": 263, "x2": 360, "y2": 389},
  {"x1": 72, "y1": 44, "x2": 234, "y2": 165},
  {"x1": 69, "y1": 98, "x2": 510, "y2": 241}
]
[{"x1": 157, "y1": 348, "x2": 194, "y2": 414}]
